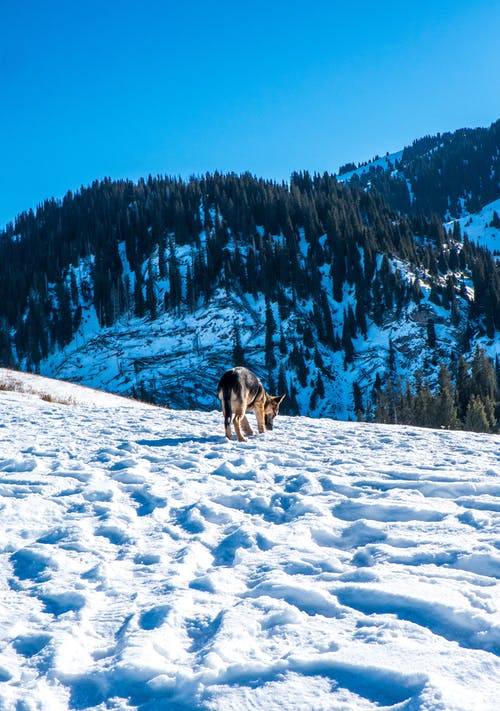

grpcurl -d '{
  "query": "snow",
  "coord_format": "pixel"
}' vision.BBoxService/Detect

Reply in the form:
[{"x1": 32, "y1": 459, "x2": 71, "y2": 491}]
[
  {"x1": 1, "y1": 371, "x2": 499, "y2": 710},
  {"x1": 445, "y1": 198, "x2": 500, "y2": 257}
]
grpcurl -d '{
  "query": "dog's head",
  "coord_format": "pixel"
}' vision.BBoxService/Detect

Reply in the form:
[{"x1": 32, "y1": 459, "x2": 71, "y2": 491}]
[{"x1": 264, "y1": 394, "x2": 286, "y2": 430}]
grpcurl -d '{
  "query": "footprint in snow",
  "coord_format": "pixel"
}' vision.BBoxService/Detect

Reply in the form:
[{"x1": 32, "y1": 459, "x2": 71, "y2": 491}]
[
  {"x1": 37, "y1": 527, "x2": 70, "y2": 545},
  {"x1": 10, "y1": 548, "x2": 54, "y2": 582},
  {"x1": 39, "y1": 591, "x2": 86, "y2": 616},
  {"x1": 281, "y1": 473, "x2": 313, "y2": 494},
  {"x1": 138, "y1": 604, "x2": 170, "y2": 630},
  {"x1": 12, "y1": 633, "x2": 51, "y2": 658},
  {"x1": 130, "y1": 487, "x2": 167, "y2": 516},
  {"x1": 95, "y1": 524, "x2": 131, "y2": 545},
  {"x1": 133, "y1": 552, "x2": 161, "y2": 566},
  {"x1": 0, "y1": 457, "x2": 37, "y2": 473},
  {"x1": 186, "y1": 611, "x2": 223, "y2": 652},
  {"x1": 171, "y1": 504, "x2": 206, "y2": 533},
  {"x1": 212, "y1": 528, "x2": 253, "y2": 566}
]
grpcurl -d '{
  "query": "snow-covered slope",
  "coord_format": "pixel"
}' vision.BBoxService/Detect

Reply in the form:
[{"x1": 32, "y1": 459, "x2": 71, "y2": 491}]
[
  {"x1": 337, "y1": 143, "x2": 500, "y2": 259},
  {"x1": 1, "y1": 373, "x2": 499, "y2": 710},
  {"x1": 445, "y1": 198, "x2": 500, "y2": 255},
  {"x1": 336, "y1": 150, "x2": 404, "y2": 183},
  {"x1": 0, "y1": 367, "x2": 142, "y2": 408}
]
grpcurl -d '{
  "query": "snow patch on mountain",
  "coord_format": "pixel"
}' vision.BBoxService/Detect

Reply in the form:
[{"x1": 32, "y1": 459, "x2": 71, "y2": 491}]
[{"x1": 445, "y1": 198, "x2": 500, "y2": 256}]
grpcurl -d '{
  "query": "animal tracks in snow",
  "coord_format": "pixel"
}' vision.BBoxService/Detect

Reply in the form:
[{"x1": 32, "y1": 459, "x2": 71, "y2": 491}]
[{"x1": 0, "y1": 388, "x2": 499, "y2": 710}]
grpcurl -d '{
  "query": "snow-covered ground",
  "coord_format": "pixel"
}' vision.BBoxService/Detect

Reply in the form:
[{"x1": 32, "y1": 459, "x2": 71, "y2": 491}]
[{"x1": 0, "y1": 373, "x2": 499, "y2": 710}]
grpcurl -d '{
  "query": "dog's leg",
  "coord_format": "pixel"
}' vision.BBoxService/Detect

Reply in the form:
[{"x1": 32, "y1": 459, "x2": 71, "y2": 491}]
[
  {"x1": 233, "y1": 411, "x2": 248, "y2": 442},
  {"x1": 254, "y1": 405, "x2": 266, "y2": 434},
  {"x1": 241, "y1": 416, "x2": 254, "y2": 436}
]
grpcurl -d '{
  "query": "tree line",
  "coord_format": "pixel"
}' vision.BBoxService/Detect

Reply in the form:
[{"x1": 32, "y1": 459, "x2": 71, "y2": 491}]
[
  {"x1": 0, "y1": 170, "x2": 498, "y2": 431},
  {"x1": 345, "y1": 119, "x2": 500, "y2": 219},
  {"x1": 370, "y1": 347, "x2": 499, "y2": 434}
]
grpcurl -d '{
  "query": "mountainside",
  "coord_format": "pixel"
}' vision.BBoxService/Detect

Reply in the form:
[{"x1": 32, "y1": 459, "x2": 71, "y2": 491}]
[
  {"x1": 338, "y1": 118, "x2": 500, "y2": 227},
  {"x1": 1, "y1": 371, "x2": 499, "y2": 710},
  {"x1": 0, "y1": 127, "x2": 499, "y2": 430}
]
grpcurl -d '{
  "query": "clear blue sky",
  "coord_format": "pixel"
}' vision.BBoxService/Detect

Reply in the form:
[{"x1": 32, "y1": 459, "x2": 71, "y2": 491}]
[{"x1": 1, "y1": 0, "x2": 500, "y2": 228}]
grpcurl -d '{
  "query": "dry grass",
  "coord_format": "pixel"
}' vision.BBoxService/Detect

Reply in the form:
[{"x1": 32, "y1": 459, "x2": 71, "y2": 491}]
[{"x1": 0, "y1": 375, "x2": 77, "y2": 406}]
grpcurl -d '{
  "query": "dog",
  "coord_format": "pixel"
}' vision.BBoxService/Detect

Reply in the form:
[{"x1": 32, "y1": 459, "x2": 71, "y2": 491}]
[{"x1": 217, "y1": 367, "x2": 285, "y2": 442}]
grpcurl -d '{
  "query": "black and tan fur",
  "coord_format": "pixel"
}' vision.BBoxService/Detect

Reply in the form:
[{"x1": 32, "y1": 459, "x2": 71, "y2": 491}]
[{"x1": 217, "y1": 367, "x2": 285, "y2": 442}]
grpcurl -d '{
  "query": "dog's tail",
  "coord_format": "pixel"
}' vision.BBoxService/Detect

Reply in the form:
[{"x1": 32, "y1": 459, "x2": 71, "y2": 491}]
[{"x1": 221, "y1": 388, "x2": 232, "y2": 428}]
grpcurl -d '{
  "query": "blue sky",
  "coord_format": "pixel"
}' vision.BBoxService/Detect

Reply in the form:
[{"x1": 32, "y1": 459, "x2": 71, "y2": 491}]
[{"x1": 1, "y1": 0, "x2": 500, "y2": 228}]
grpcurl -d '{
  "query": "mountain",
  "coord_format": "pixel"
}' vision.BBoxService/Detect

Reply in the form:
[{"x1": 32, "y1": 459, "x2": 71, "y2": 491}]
[
  {"x1": 338, "y1": 118, "x2": 500, "y2": 228},
  {"x1": 0, "y1": 127, "x2": 499, "y2": 431},
  {"x1": 1, "y1": 369, "x2": 499, "y2": 710}
]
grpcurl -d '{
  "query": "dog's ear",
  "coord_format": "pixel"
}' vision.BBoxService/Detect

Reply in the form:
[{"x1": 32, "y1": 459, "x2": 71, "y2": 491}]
[{"x1": 271, "y1": 394, "x2": 286, "y2": 408}]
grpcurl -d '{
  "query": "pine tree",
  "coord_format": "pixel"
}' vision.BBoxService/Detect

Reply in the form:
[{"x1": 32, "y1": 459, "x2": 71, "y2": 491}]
[
  {"x1": 456, "y1": 355, "x2": 472, "y2": 421},
  {"x1": 167, "y1": 242, "x2": 182, "y2": 314},
  {"x1": 464, "y1": 395, "x2": 490, "y2": 433},
  {"x1": 0, "y1": 318, "x2": 15, "y2": 367},
  {"x1": 353, "y1": 381, "x2": 364, "y2": 419},
  {"x1": 158, "y1": 236, "x2": 167, "y2": 278},
  {"x1": 388, "y1": 338, "x2": 396, "y2": 374},
  {"x1": 287, "y1": 382, "x2": 300, "y2": 415},
  {"x1": 145, "y1": 259, "x2": 157, "y2": 319},
  {"x1": 232, "y1": 325, "x2": 245, "y2": 366},
  {"x1": 470, "y1": 346, "x2": 497, "y2": 430},
  {"x1": 55, "y1": 282, "x2": 73, "y2": 346},
  {"x1": 413, "y1": 373, "x2": 433, "y2": 428},
  {"x1": 291, "y1": 343, "x2": 308, "y2": 387},
  {"x1": 277, "y1": 364, "x2": 288, "y2": 401},
  {"x1": 134, "y1": 267, "x2": 145, "y2": 317},
  {"x1": 427, "y1": 319, "x2": 437, "y2": 348},
  {"x1": 265, "y1": 299, "x2": 277, "y2": 372},
  {"x1": 435, "y1": 363, "x2": 459, "y2": 429},
  {"x1": 371, "y1": 274, "x2": 385, "y2": 326},
  {"x1": 411, "y1": 277, "x2": 423, "y2": 303},
  {"x1": 490, "y1": 210, "x2": 500, "y2": 228},
  {"x1": 342, "y1": 331, "x2": 354, "y2": 368},
  {"x1": 315, "y1": 371, "x2": 325, "y2": 398},
  {"x1": 374, "y1": 387, "x2": 390, "y2": 424}
]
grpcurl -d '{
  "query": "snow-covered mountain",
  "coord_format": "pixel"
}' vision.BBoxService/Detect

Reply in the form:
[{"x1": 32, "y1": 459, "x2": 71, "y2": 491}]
[
  {"x1": 1, "y1": 130, "x2": 499, "y2": 426},
  {"x1": 1, "y1": 371, "x2": 499, "y2": 710},
  {"x1": 337, "y1": 119, "x2": 500, "y2": 256}
]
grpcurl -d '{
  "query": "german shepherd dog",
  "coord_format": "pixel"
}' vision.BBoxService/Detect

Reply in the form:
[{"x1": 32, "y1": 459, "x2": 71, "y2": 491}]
[{"x1": 217, "y1": 367, "x2": 285, "y2": 442}]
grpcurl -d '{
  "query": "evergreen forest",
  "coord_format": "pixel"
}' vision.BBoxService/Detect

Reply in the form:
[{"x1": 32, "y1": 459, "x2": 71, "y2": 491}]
[{"x1": 0, "y1": 127, "x2": 499, "y2": 434}]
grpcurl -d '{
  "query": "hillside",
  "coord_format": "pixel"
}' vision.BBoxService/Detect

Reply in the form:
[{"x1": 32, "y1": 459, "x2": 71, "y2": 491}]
[
  {"x1": 1, "y1": 372, "x2": 499, "y2": 710},
  {"x1": 339, "y1": 119, "x2": 500, "y2": 244},
  {"x1": 0, "y1": 167, "x2": 498, "y2": 430}
]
